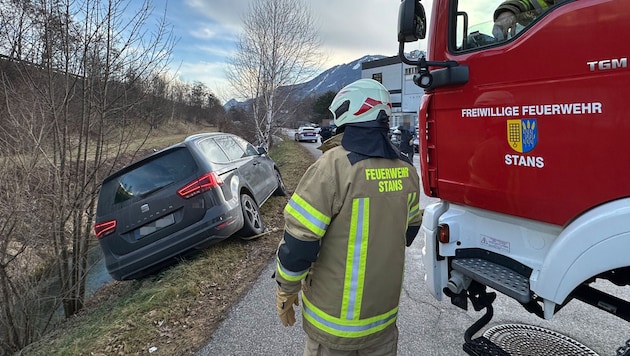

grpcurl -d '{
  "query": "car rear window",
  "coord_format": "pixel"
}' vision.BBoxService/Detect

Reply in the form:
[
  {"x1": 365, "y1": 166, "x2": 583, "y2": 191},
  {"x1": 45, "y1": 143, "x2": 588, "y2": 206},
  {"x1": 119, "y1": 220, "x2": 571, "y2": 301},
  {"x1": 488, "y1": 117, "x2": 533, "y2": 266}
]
[{"x1": 97, "y1": 147, "x2": 198, "y2": 215}]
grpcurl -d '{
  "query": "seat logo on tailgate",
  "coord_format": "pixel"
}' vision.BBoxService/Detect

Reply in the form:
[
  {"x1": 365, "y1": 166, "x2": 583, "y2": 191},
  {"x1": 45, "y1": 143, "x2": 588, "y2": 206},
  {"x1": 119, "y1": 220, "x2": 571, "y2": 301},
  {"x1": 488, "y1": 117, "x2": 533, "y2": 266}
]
[{"x1": 141, "y1": 204, "x2": 150, "y2": 213}]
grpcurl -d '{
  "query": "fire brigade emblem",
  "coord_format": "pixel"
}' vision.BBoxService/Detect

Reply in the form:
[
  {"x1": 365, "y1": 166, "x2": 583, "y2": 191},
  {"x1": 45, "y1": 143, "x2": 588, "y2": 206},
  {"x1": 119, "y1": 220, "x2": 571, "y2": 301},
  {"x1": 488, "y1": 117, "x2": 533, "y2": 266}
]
[{"x1": 507, "y1": 119, "x2": 537, "y2": 153}]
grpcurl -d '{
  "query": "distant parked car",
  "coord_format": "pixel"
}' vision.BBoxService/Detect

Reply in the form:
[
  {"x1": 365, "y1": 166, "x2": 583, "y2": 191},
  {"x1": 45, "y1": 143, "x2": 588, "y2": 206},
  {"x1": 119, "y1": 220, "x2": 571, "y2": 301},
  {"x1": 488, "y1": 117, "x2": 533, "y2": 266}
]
[
  {"x1": 93, "y1": 132, "x2": 287, "y2": 280},
  {"x1": 294, "y1": 126, "x2": 318, "y2": 143}
]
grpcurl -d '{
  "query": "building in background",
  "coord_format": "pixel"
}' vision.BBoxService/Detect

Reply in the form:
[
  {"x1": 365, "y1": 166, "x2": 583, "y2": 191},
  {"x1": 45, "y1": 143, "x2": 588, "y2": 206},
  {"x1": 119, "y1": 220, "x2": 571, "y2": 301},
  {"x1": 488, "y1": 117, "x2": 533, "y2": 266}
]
[{"x1": 361, "y1": 55, "x2": 424, "y2": 132}]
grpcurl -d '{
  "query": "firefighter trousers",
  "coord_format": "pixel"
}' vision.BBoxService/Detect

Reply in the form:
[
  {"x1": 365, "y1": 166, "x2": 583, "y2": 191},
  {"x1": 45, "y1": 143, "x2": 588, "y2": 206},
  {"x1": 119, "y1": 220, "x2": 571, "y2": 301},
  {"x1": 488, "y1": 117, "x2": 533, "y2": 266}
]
[{"x1": 303, "y1": 325, "x2": 399, "y2": 356}]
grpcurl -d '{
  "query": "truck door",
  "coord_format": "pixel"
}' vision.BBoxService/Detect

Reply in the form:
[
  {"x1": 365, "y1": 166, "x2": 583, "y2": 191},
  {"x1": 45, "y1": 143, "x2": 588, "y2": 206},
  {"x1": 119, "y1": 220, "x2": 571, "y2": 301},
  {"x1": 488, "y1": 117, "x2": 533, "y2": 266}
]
[{"x1": 430, "y1": 0, "x2": 629, "y2": 226}]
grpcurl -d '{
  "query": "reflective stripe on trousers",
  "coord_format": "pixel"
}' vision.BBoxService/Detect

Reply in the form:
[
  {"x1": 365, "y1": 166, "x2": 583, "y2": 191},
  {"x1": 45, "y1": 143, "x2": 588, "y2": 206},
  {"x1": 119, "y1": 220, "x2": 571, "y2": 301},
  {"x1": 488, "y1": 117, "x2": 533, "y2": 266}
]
[{"x1": 302, "y1": 198, "x2": 398, "y2": 338}]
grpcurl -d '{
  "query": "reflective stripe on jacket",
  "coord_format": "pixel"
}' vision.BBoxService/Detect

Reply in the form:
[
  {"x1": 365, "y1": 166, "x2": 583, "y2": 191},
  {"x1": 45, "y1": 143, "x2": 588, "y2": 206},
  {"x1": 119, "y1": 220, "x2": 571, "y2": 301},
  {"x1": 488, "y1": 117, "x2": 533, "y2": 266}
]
[{"x1": 276, "y1": 143, "x2": 422, "y2": 350}]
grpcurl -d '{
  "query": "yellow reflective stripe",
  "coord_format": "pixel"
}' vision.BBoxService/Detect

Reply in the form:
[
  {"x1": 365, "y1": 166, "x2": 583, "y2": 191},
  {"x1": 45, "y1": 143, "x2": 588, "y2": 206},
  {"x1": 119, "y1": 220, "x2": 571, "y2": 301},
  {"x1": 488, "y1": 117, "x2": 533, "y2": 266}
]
[
  {"x1": 276, "y1": 257, "x2": 308, "y2": 282},
  {"x1": 285, "y1": 193, "x2": 331, "y2": 238},
  {"x1": 408, "y1": 192, "x2": 420, "y2": 222},
  {"x1": 520, "y1": 0, "x2": 548, "y2": 11},
  {"x1": 303, "y1": 293, "x2": 398, "y2": 338},
  {"x1": 535, "y1": 0, "x2": 549, "y2": 11},
  {"x1": 341, "y1": 198, "x2": 370, "y2": 320}
]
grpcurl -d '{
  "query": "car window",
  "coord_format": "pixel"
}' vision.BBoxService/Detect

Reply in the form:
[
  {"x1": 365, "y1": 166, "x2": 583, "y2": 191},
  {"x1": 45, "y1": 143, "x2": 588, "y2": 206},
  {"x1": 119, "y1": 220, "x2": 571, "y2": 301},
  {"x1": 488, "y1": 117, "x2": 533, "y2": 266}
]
[
  {"x1": 97, "y1": 147, "x2": 198, "y2": 214},
  {"x1": 215, "y1": 135, "x2": 246, "y2": 161},
  {"x1": 232, "y1": 135, "x2": 259, "y2": 157},
  {"x1": 197, "y1": 137, "x2": 230, "y2": 163}
]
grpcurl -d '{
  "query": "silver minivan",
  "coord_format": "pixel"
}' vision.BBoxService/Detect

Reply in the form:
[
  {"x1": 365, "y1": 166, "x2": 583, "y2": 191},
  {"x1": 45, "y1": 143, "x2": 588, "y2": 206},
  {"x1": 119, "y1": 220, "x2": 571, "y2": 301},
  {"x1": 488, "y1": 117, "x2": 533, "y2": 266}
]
[{"x1": 93, "y1": 132, "x2": 286, "y2": 280}]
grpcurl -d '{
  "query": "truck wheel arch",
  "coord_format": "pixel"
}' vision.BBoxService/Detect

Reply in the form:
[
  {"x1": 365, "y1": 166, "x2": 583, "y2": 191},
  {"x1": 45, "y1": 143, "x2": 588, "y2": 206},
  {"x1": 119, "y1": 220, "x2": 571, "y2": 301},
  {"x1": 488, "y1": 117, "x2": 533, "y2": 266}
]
[{"x1": 532, "y1": 198, "x2": 630, "y2": 306}]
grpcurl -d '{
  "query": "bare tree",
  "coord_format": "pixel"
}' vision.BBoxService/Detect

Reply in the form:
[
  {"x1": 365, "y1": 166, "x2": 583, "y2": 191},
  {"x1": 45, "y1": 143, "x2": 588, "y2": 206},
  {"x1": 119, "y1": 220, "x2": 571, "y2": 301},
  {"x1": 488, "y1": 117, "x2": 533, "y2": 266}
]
[
  {"x1": 225, "y1": 0, "x2": 324, "y2": 148},
  {"x1": 0, "y1": 0, "x2": 176, "y2": 351}
]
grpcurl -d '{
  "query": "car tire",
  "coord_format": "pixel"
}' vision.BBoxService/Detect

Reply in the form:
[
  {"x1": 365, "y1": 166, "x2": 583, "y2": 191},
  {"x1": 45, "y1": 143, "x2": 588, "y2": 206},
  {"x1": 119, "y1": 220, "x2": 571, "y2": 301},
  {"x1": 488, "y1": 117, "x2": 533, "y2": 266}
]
[
  {"x1": 272, "y1": 169, "x2": 287, "y2": 196},
  {"x1": 238, "y1": 194, "x2": 264, "y2": 237}
]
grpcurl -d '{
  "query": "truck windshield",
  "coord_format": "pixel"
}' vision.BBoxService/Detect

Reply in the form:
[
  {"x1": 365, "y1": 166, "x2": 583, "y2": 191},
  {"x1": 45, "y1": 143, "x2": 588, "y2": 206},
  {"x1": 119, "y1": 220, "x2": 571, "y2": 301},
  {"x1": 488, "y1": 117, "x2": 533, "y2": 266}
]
[{"x1": 454, "y1": 0, "x2": 549, "y2": 52}]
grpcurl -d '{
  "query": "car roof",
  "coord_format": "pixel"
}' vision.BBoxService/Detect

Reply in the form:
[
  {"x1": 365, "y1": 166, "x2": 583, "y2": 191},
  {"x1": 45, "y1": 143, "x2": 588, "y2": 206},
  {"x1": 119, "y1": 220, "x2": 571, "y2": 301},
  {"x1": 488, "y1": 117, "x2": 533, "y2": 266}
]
[{"x1": 102, "y1": 132, "x2": 232, "y2": 182}]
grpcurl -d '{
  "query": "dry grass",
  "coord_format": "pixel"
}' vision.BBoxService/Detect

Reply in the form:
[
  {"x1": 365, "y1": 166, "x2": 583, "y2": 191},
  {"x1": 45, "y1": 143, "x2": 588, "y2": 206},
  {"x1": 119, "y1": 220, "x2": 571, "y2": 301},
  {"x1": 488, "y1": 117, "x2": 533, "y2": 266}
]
[{"x1": 18, "y1": 134, "x2": 315, "y2": 355}]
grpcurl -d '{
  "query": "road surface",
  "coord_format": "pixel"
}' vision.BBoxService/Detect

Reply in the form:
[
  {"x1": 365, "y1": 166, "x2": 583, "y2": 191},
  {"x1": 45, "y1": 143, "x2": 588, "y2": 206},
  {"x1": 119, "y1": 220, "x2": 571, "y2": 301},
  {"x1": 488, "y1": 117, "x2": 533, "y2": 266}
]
[{"x1": 196, "y1": 132, "x2": 629, "y2": 356}]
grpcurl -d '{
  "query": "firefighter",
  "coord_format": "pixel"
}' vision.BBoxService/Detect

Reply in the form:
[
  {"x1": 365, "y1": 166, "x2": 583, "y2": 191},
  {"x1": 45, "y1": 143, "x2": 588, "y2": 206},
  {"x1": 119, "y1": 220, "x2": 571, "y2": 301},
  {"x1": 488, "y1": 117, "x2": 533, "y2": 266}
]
[
  {"x1": 397, "y1": 125, "x2": 415, "y2": 162},
  {"x1": 492, "y1": 0, "x2": 558, "y2": 40},
  {"x1": 319, "y1": 125, "x2": 333, "y2": 142},
  {"x1": 274, "y1": 78, "x2": 423, "y2": 355},
  {"x1": 390, "y1": 127, "x2": 401, "y2": 147}
]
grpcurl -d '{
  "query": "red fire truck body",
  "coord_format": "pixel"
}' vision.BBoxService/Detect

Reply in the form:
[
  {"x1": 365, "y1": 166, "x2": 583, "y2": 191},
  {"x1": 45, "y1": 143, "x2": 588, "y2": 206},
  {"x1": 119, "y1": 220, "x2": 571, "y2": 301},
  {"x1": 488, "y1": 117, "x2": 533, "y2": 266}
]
[{"x1": 397, "y1": 0, "x2": 630, "y2": 348}]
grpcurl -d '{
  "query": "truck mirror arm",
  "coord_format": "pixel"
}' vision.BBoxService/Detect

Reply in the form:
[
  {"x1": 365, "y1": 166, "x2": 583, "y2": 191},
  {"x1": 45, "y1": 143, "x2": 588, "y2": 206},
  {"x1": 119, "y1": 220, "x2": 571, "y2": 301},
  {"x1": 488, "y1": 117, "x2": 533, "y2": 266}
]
[
  {"x1": 398, "y1": 43, "x2": 469, "y2": 90},
  {"x1": 414, "y1": 56, "x2": 461, "y2": 89}
]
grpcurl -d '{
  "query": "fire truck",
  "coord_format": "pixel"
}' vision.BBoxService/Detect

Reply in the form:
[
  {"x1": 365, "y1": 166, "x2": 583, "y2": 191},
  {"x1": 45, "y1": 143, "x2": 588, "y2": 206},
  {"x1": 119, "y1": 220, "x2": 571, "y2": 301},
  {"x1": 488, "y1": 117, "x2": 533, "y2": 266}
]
[{"x1": 397, "y1": 0, "x2": 629, "y2": 353}]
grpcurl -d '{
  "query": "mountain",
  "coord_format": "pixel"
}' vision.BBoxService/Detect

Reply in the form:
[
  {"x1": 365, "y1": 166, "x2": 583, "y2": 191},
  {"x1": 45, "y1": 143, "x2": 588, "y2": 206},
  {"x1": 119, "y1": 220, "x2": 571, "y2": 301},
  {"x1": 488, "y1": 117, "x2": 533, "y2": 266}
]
[
  {"x1": 223, "y1": 55, "x2": 386, "y2": 110},
  {"x1": 289, "y1": 55, "x2": 386, "y2": 98}
]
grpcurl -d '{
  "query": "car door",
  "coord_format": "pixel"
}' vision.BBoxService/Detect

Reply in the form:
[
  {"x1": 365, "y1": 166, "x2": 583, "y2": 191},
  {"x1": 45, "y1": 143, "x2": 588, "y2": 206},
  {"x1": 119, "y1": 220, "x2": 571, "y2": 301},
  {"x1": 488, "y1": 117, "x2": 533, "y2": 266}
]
[
  {"x1": 232, "y1": 135, "x2": 277, "y2": 200},
  {"x1": 214, "y1": 135, "x2": 264, "y2": 202}
]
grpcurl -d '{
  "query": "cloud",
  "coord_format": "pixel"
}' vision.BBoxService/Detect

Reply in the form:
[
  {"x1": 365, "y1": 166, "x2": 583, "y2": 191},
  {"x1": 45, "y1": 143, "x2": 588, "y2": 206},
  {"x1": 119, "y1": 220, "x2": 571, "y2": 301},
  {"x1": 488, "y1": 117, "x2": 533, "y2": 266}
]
[
  {"x1": 168, "y1": 0, "x2": 431, "y2": 103},
  {"x1": 179, "y1": 0, "x2": 403, "y2": 65},
  {"x1": 189, "y1": 27, "x2": 217, "y2": 40},
  {"x1": 174, "y1": 61, "x2": 232, "y2": 99},
  {"x1": 183, "y1": 0, "x2": 248, "y2": 25}
]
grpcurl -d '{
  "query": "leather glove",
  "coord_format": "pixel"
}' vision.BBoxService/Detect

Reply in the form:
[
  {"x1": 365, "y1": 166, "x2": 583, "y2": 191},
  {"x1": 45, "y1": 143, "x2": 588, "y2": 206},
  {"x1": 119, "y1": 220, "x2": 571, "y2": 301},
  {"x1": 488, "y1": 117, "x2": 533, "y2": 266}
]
[
  {"x1": 276, "y1": 287, "x2": 299, "y2": 326},
  {"x1": 492, "y1": 11, "x2": 517, "y2": 41}
]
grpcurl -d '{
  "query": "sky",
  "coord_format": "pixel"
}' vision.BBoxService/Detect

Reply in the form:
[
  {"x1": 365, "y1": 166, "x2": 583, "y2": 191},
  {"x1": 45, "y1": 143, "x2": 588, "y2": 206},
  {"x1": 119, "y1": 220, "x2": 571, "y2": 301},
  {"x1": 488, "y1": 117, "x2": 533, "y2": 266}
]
[{"x1": 153, "y1": 0, "x2": 430, "y2": 103}]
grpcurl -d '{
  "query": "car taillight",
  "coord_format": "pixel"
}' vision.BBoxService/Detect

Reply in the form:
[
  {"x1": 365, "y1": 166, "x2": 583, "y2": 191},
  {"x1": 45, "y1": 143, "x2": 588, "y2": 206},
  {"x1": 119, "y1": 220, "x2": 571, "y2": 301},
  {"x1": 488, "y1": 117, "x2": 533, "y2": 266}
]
[
  {"x1": 94, "y1": 220, "x2": 116, "y2": 239},
  {"x1": 178, "y1": 172, "x2": 223, "y2": 198}
]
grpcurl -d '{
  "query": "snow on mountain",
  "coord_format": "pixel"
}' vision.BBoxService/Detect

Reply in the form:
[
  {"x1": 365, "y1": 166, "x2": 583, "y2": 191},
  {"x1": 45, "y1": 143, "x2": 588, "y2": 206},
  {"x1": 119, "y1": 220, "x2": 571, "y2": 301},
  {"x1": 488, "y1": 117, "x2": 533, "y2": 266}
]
[
  {"x1": 291, "y1": 55, "x2": 386, "y2": 98},
  {"x1": 223, "y1": 55, "x2": 386, "y2": 109}
]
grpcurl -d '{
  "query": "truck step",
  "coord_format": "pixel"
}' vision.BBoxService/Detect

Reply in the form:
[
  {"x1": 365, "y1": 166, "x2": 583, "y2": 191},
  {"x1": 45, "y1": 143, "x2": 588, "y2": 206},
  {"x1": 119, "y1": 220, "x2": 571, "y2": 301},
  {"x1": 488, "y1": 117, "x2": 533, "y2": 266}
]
[
  {"x1": 452, "y1": 258, "x2": 531, "y2": 304},
  {"x1": 463, "y1": 336, "x2": 510, "y2": 356}
]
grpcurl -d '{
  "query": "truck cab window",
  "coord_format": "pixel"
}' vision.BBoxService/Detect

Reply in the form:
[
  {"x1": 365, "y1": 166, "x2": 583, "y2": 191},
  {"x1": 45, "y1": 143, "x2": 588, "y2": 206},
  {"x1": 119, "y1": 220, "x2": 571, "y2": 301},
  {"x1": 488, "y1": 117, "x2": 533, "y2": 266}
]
[{"x1": 454, "y1": 0, "x2": 559, "y2": 52}]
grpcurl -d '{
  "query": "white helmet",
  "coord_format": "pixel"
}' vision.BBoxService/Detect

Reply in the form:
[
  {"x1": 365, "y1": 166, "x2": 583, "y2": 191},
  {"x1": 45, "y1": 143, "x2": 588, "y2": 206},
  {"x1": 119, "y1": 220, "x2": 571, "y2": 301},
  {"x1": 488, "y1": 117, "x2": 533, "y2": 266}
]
[{"x1": 328, "y1": 79, "x2": 392, "y2": 128}]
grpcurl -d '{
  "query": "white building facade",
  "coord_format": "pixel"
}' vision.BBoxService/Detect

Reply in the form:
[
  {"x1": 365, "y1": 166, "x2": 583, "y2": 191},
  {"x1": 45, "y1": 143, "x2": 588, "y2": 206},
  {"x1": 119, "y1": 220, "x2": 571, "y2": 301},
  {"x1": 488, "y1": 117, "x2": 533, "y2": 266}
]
[{"x1": 361, "y1": 56, "x2": 423, "y2": 131}]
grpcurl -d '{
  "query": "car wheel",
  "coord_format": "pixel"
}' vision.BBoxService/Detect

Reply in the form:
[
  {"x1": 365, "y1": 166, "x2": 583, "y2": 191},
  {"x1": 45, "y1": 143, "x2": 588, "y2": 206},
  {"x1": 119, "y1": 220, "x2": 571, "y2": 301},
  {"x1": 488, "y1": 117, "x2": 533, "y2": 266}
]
[
  {"x1": 238, "y1": 194, "x2": 264, "y2": 237},
  {"x1": 272, "y1": 169, "x2": 287, "y2": 196}
]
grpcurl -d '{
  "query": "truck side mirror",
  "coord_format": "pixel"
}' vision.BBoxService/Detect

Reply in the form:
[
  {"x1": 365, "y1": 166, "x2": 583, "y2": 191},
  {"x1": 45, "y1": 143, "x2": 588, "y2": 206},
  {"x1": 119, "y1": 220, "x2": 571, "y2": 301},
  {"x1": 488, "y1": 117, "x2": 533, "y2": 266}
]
[{"x1": 398, "y1": 0, "x2": 427, "y2": 42}]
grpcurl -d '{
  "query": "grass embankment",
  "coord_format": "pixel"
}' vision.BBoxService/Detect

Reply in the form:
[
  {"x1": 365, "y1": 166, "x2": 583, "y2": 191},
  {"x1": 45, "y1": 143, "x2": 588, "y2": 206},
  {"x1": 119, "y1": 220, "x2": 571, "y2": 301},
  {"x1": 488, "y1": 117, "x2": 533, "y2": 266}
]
[{"x1": 19, "y1": 133, "x2": 315, "y2": 355}]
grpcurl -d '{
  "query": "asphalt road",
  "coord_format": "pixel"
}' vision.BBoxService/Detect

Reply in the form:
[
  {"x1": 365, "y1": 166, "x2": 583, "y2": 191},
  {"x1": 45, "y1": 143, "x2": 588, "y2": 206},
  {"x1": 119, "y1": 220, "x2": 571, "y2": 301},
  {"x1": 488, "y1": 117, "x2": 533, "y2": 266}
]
[{"x1": 196, "y1": 135, "x2": 629, "y2": 356}]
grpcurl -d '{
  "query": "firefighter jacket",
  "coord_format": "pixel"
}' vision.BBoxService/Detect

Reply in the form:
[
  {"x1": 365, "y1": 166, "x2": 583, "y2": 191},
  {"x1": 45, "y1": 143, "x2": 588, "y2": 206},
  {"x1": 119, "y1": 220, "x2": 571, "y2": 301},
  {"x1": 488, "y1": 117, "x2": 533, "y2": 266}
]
[
  {"x1": 275, "y1": 135, "x2": 423, "y2": 350},
  {"x1": 494, "y1": 0, "x2": 556, "y2": 24}
]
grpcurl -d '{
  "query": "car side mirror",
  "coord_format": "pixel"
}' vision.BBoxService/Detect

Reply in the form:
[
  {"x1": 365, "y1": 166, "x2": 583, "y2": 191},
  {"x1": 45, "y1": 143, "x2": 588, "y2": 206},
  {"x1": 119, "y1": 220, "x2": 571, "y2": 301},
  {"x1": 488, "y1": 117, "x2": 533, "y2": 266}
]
[{"x1": 257, "y1": 146, "x2": 267, "y2": 155}]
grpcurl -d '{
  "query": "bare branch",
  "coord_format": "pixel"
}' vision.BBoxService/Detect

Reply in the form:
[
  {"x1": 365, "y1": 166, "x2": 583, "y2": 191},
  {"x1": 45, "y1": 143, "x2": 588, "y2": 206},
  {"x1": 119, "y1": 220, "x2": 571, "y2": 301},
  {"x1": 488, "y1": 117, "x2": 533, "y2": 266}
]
[{"x1": 226, "y1": 0, "x2": 324, "y2": 148}]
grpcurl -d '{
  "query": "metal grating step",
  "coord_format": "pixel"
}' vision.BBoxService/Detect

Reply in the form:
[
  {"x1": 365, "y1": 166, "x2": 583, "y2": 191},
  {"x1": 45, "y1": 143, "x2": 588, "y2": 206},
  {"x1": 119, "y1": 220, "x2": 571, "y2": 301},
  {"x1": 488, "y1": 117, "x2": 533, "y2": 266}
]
[
  {"x1": 464, "y1": 336, "x2": 511, "y2": 356},
  {"x1": 483, "y1": 323, "x2": 600, "y2": 356},
  {"x1": 452, "y1": 258, "x2": 531, "y2": 304}
]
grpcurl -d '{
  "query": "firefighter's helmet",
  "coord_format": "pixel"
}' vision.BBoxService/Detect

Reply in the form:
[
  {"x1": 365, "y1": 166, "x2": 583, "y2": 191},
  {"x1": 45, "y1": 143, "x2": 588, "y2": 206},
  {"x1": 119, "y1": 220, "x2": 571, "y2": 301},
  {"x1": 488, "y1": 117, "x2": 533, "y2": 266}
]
[{"x1": 328, "y1": 79, "x2": 392, "y2": 128}]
